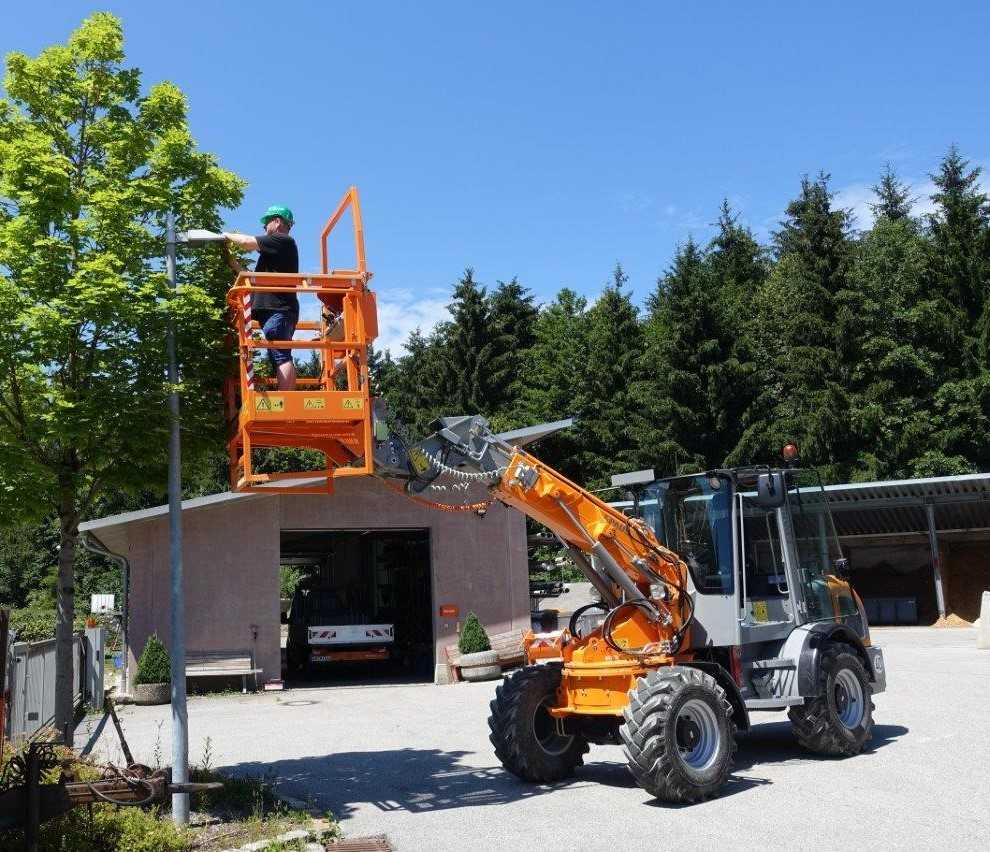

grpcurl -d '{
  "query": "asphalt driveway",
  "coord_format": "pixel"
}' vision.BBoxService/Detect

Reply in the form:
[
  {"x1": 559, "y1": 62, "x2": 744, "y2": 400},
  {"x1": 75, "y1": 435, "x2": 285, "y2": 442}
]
[{"x1": 84, "y1": 627, "x2": 990, "y2": 851}]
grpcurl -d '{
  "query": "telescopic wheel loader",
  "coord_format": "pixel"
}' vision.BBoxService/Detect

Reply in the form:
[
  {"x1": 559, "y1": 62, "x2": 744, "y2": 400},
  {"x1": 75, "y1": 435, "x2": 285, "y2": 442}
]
[
  {"x1": 374, "y1": 416, "x2": 886, "y2": 802},
  {"x1": 225, "y1": 187, "x2": 886, "y2": 803}
]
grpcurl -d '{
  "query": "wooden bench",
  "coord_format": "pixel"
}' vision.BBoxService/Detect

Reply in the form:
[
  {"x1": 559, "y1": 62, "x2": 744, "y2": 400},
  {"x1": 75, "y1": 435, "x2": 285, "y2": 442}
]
[
  {"x1": 445, "y1": 629, "x2": 526, "y2": 683},
  {"x1": 185, "y1": 649, "x2": 262, "y2": 693}
]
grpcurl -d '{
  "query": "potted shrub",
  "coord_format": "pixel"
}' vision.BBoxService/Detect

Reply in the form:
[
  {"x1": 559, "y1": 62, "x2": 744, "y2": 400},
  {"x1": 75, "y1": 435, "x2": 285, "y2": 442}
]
[
  {"x1": 457, "y1": 612, "x2": 500, "y2": 682},
  {"x1": 133, "y1": 634, "x2": 172, "y2": 705}
]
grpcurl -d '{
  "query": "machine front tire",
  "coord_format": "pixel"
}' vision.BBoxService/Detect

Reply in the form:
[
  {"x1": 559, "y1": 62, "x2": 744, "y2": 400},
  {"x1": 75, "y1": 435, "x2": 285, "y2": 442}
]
[
  {"x1": 620, "y1": 666, "x2": 736, "y2": 803},
  {"x1": 789, "y1": 643, "x2": 874, "y2": 756},
  {"x1": 488, "y1": 664, "x2": 589, "y2": 782}
]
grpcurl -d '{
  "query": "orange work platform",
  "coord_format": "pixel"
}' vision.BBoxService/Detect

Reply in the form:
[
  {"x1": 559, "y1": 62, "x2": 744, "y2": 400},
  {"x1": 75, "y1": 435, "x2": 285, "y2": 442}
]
[{"x1": 224, "y1": 187, "x2": 379, "y2": 494}]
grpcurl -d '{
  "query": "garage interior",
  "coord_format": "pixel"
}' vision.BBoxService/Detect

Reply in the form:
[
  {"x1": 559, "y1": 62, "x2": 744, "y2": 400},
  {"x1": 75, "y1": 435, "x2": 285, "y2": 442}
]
[{"x1": 280, "y1": 528, "x2": 434, "y2": 682}]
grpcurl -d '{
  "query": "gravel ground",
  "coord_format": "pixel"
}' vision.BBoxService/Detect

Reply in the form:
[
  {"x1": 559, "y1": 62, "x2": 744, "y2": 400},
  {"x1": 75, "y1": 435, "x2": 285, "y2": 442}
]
[{"x1": 82, "y1": 627, "x2": 990, "y2": 851}]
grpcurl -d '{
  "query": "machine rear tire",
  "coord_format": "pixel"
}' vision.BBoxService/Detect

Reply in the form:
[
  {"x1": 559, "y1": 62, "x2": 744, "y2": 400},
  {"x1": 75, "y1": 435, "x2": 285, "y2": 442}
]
[
  {"x1": 620, "y1": 666, "x2": 736, "y2": 803},
  {"x1": 488, "y1": 664, "x2": 589, "y2": 782},
  {"x1": 788, "y1": 643, "x2": 874, "y2": 756}
]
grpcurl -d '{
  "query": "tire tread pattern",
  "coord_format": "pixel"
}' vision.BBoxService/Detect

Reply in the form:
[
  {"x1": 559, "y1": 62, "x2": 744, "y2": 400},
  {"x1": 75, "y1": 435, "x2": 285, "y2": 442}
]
[
  {"x1": 488, "y1": 664, "x2": 589, "y2": 782},
  {"x1": 619, "y1": 666, "x2": 736, "y2": 803},
  {"x1": 788, "y1": 643, "x2": 875, "y2": 756}
]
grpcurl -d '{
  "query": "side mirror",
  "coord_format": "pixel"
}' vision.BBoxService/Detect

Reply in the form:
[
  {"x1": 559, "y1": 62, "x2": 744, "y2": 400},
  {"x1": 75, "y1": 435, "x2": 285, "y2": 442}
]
[
  {"x1": 755, "y1": 472, "x2": 786, "y2": 508},
  {"x1": 833, "y1": 557, "x2": 850, "y2": 579}
]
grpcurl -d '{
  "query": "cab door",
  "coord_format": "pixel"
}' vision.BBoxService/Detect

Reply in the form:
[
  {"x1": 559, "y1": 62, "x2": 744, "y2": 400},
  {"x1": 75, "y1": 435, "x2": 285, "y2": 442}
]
[
  {"x1": 738, "y1": 492, "x2": 799, "y2": 644},
  {"x1": 781, "y1": 471, "x2": 858, "y2": 626}
]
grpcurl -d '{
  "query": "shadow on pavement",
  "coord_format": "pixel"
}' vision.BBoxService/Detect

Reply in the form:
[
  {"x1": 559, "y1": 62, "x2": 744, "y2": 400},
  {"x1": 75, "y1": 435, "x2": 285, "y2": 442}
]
[
  {"x1": 224, "y1": 748, "x2": 594, "y2": 820},
  {"x1": 735, "y1": 721, "x2": 909, "y2": 771},
  {"x1": 223, "y1": 723, "x2": 909, "y2": 820}
]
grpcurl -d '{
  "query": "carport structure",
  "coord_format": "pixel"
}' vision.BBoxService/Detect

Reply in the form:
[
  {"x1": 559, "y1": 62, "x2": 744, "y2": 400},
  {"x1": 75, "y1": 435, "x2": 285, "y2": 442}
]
[{"x1": 819, "y1": 472, "x2": 990, "y2": 623}]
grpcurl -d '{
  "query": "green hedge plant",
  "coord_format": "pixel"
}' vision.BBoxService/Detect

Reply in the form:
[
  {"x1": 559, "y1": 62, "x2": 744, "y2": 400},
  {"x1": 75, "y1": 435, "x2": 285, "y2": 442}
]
[
  {"x1": 458, "y1": 612, "x2": 492, "y2": 655},
  {"x1": 135, "y1": 634, "x2": 172, "y2": 685}
]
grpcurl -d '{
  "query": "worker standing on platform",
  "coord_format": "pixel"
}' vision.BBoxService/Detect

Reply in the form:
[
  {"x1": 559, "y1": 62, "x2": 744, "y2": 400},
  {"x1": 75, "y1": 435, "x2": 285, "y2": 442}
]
[{"x1": 222, "y1": 205, "x2": 300, "y2": 390}]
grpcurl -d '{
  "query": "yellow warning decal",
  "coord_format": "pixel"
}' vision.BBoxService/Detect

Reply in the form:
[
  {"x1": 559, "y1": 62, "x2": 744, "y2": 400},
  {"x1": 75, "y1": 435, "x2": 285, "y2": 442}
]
[
  {"x1": 342, "y1": 397, "x2": 364, "y2": 411},
  {"x1": 752, "y1": 600, "x2": 769, "y2": 622},
  {"x1": 303, "y1": 397, "x2": 326, "y2": 410},
  {"x1": 255, "y1": 396, "x2": 285, "y2": 412}
]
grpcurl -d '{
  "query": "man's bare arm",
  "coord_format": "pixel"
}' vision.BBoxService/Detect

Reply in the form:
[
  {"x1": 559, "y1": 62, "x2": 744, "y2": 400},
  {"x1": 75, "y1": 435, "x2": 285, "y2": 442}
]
[
  {"x1": 223, "y1": 232, "x2": 260, "y2": 251},
  {"x1": 220, "y1": 242, "x2": 244, "y2": 274}
]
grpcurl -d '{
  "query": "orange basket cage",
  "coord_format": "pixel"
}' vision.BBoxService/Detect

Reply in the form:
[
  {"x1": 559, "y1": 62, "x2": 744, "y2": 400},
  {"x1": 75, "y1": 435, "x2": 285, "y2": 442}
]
[{"x1": 224, "y1": 186, "x2": 379, "y2": 494}]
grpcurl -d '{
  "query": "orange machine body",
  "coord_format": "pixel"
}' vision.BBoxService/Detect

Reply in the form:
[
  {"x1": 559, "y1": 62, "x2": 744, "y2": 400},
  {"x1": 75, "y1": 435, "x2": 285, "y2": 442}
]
[
  {"x1": 225, "y1": 187, "x2": 379, "y2": 494},
  {"x1": 495, "y1": 449, "x2": 697, "y2": 717}
]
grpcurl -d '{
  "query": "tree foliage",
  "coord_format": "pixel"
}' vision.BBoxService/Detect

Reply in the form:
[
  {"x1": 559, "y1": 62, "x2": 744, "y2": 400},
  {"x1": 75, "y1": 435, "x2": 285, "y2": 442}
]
[
  {"x1": 378, "y1": 152, "x2": 990, "y2": 487},
  {"x1": 0, "y1": 13, "x2": 243, "y2": 737}
]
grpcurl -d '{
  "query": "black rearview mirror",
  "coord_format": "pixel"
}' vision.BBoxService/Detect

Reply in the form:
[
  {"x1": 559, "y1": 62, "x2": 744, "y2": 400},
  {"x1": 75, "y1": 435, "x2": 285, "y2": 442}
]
[
  {"x1": 833, "y1": 557, "x2": 850, "y2": 578},
  {"x1": 755, "y1": 472, "x2": 786, "y2": 508}
]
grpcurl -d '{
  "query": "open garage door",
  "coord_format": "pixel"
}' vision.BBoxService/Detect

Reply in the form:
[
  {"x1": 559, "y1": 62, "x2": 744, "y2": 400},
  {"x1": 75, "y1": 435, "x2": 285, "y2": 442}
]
[{"x1": 281, "y1": 529, "x2": 433, "y2": 683}]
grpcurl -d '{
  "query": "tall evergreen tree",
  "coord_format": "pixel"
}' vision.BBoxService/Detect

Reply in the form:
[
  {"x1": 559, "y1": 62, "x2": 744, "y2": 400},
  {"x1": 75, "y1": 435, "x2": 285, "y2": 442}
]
[
  {"x1": 870, "y1": 164, "x2": 914, "y2": 221},
  {"x1": 578, "y1": 264, "x2": 643, "y2": 485},
  {"x1": 517, "y1": 288, "x2": 590, "y2": 480},
  {"x1": 441, "y1": 269, "x2": 495, "y2": 416},
  {"x1": 636, "y1": 239, "x2": 713, "y2": 474},
  {"x1": 733, "y1": 174, "x2": 857, "y2": 478},
  {"x1": 486, "y1": 277, "x2": 538, "y2": 426}
]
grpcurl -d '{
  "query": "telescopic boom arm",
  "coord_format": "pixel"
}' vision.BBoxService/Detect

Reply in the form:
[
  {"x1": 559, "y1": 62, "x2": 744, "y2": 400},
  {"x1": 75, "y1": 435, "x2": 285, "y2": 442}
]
[{"x1": 375, "y1": 415, "x2": 694, "y2": 655}]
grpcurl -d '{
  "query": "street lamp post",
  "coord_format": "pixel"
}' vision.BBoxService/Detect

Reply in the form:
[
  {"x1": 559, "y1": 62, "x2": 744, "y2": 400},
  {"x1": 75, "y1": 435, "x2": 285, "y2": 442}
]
[
  {"x1": 164, "y1": 219, "x2": 226, "y2": 825},
  {"x1": 164, "y1": 212, "x2": 189, "y2": 824}
]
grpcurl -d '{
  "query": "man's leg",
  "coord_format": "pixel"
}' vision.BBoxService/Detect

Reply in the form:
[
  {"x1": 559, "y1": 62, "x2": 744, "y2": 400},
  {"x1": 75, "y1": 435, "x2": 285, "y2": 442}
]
[
  {"x1": 276, "y1": 359, "x2": 296, "y2": 391},
  {"x1": 261, "y1": 311, "x2": 298, "y2": 391}
]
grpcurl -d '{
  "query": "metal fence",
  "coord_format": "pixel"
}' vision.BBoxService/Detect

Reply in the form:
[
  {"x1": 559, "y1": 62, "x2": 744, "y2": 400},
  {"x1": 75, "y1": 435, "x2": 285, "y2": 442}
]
[{"x1": 5, "y1": 628, "x2": 104, "y2": 743}]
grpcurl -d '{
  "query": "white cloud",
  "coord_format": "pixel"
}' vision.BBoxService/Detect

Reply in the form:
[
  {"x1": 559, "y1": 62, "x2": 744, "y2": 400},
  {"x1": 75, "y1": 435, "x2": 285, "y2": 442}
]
[{"x1": 374, "y1": 288, "x2": 451, "y2": 356}]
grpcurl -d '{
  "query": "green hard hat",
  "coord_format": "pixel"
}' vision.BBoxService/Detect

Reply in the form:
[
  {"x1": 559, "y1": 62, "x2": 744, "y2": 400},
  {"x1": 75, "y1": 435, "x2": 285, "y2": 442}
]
[{"x1": 260, "y1": 204, "x2": 294, "y2": 225}]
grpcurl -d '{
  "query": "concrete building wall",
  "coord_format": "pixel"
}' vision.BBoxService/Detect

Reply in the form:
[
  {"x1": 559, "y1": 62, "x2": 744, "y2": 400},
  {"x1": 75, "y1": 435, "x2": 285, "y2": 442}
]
[
  {"x1": 121, "y1": 496, "x2": 281, "y2": 685},
  {"x1": 106, "y1": 476, "x2": 528, "y2": 686}
]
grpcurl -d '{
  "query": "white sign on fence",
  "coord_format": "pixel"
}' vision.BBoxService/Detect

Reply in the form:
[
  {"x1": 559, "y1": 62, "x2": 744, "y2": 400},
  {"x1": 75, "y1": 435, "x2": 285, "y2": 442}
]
[{"x1": 90, "y1": 593, "x2": 115, "y2": 614}]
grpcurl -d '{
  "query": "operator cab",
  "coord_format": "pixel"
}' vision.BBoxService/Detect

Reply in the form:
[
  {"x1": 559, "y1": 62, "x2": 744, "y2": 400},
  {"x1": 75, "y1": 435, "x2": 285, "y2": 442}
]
[{"x1": 621, "y1": 465, "x2": 865, "y2": 649}]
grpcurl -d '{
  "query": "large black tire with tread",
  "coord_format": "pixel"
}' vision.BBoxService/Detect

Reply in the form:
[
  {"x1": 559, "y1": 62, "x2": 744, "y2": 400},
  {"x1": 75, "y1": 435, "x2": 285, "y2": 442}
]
[
  {"x1": 788, "y1": 643, "x2": 874, "y2": 756},
  {"x1": 488, "y1": 664, "x2": 589, "y2": 782},
  {"x1": 620, "y1": 666, "x2": 736, "y2": 803}
]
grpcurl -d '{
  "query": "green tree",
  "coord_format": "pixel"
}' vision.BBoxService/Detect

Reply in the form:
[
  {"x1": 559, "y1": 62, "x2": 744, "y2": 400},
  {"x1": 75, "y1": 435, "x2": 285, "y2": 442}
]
[
  {"x1": 637, "y1": 239, "x2": 713, "y2": 473},
  {"x1": 517, "y1": 288, "x2": 590, "y2": 480},
  {"x1": 578, "y1": 263, "x2": 643, "y2": 485},
  {"x1": 870, "y1": 164, "x2": 914, "y2": 222},
  {"x1": 441, "y1": 269, "x2": 494, "y2": 416},
  {"x1": 733, "y1": 174, "x2": 856, "y2": 479},
  {"x1": 0, "y1": 14, "x2": 244, "y2": 739},
  {"x1": 485, "y1": 277, "x2": 538, "y2": 427}
]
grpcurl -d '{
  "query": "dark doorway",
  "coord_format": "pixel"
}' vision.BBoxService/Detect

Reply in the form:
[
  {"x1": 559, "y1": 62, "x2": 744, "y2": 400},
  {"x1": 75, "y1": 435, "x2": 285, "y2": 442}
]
[{"x1": 280, "y1": 529, "x2": 433, "y2": 684}]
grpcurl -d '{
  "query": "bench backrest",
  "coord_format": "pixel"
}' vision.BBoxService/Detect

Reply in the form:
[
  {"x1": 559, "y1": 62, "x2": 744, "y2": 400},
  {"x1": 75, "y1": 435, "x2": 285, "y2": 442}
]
[{"x1": 186, "y1": 649, "x2": 255, "y2": 672}]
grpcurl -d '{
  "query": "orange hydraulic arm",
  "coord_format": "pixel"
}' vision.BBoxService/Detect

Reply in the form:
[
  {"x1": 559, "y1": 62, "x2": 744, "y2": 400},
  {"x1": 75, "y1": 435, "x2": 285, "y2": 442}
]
[{"x1": 378, "y1": 415, "x2": 695, "y2": 665}]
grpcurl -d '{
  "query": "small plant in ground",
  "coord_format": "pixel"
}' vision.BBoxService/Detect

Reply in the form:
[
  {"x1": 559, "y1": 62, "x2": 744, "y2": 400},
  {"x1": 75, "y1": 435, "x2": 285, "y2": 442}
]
[
  {"x1": 152, "y1": 720, "x2": 165, "y2": 770},
  {"x1": 458, "y1": 612, "x2": 491, "y2": 654},
  {"x1": 135, "y1": 634, "x2": 171, "y2": 685}
]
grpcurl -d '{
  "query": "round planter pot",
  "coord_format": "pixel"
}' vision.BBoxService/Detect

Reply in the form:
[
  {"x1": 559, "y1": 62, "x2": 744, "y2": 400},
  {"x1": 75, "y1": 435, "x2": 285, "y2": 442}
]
[
  {"x1": 132, "y1": 682, "x2": 170, "y2": 705},
  {"x1": 459, "y1": 650, "x2": 498, "y2": 667},
  {"x1": 459, "y1": 650, "x2": 501, "y2": 682},
  {"x1": 461, "y1": 663, "x2": 502, "y2": 682}
]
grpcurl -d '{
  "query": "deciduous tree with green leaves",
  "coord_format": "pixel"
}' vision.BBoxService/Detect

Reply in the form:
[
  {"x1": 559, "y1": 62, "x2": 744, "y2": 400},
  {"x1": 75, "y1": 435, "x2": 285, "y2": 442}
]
[{"x1": 0, "y1": 13, "x2": 244, "y2": 740}]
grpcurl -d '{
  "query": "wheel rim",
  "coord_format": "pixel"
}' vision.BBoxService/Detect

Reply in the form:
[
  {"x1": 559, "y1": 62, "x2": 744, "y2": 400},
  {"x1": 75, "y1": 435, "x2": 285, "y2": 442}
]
[
  {"x1": 675, "y1": 698, "x2": 720, "y2": 771},
  {"x1": 833, "y1": 669, "x2": 865, "y2": 729},
  {"x1": 532, "y1": 698, "x2": 574, "y2": 756}
]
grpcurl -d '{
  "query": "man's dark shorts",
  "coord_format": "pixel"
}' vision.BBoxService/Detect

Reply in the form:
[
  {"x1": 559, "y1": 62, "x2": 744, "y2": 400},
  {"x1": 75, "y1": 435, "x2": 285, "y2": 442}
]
[{"x1": 257, "y1": 310, "x2": 298, "y2": 368}]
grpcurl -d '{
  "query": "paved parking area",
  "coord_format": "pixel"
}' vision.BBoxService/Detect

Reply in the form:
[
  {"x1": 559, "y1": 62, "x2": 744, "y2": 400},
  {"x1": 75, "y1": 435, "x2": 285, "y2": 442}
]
[{"x1": 86, "y1": 628, "x2": 990, "y2": 851}]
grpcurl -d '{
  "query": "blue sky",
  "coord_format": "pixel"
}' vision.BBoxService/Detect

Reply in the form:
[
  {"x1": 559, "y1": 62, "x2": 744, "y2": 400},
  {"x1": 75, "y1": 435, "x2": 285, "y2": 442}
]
[{"x1": 6, "y1": 2, "x2": 990, "y2": 352}]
